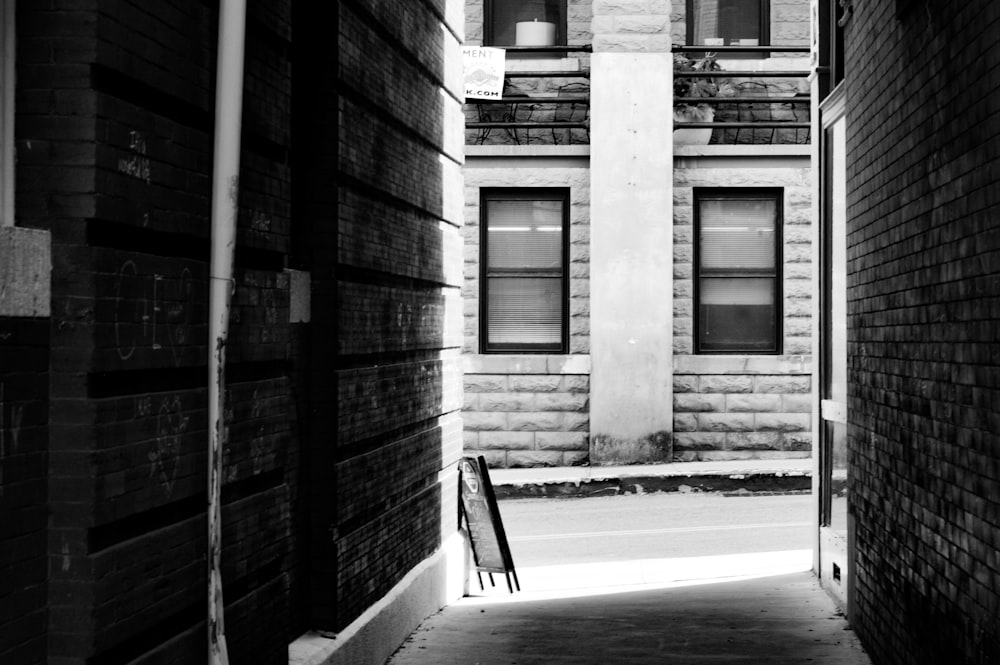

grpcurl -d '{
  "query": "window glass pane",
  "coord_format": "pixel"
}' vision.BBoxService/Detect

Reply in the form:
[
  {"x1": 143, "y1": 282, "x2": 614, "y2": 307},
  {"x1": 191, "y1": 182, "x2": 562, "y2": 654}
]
[
  {"x1": 699, "y1": 277, "x2": 775, "y2": 350},
  {"x1": 700, "y1": 197, "x2": 776, "y2": 271},
  {"x1": 487, "y1": 199, "x2": 563, "y2": 271},
  {"x1": 828, "y1": 119, "x2": 848, "y2": 403},
  {"x1": 489, "y1": 0, "x2": 565, "y2": 45},
  {"x1": 828, "y1": 420, "x2": 848, "y2": 534},
  {"x1": 488, "y1": 277, "x2": 562, "y2": 346},
  {"x1": 690, "y1": 0, "x2": 761, "y2": 45}
]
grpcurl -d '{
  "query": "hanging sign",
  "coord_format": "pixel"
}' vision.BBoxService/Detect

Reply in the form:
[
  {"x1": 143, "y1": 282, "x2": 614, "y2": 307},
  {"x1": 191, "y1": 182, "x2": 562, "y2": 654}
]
[
  {"x1": 459, "y1": 456, "x2": 520, "y2": 592},
  {"x1": 463, "y1": 46, "x2": 505, "y2": 100}
]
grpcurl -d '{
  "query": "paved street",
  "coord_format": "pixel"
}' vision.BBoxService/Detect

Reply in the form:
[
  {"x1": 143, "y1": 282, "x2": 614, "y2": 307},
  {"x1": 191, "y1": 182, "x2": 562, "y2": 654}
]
[{"x1": 496, "y1": 492, "x2": 813, "y2": 568}]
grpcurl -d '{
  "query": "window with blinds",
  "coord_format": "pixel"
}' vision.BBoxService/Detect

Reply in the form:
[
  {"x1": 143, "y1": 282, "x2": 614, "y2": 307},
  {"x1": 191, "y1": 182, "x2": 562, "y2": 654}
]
[
  {"x1": 486, "y1": 0, "x2": 567, "y2": 46},
  {"x1": 481, "y1": 190, "x2": 568, "y2": 353},
  {"x1": 695, "y1": 189, "x2": 781, "y2": 353}
]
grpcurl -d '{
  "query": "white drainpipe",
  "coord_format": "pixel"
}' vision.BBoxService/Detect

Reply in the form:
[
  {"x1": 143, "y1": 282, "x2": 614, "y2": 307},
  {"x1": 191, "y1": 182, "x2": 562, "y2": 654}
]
[{"x1": 208, "y1": 1, "x2": 246, "y2": 663}]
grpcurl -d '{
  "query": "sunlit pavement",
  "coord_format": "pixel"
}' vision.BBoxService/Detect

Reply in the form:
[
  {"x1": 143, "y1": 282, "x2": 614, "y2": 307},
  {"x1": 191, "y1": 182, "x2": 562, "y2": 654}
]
[{"x1": 387, "y1": 550, "x2": 872, "y2": 665}]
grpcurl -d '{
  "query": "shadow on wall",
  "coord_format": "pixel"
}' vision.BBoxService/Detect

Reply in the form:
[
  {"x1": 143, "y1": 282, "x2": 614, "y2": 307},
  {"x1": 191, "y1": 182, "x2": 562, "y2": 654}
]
[{"x1": 329, "y1": 0, "x2": 465, "y2": 641}]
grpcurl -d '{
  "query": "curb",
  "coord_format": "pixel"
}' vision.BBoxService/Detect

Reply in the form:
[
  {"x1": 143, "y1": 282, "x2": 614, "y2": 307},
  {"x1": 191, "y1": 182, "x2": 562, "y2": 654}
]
[{"x1": 493, "y1": 471, "x2": 815, "y2": 499}]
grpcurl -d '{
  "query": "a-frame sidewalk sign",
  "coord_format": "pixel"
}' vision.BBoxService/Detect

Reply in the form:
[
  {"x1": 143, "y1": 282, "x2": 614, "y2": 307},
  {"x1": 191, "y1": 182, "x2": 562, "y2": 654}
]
[{"x1": 458, "y1": 455, "x2": 520, "y2": 593}]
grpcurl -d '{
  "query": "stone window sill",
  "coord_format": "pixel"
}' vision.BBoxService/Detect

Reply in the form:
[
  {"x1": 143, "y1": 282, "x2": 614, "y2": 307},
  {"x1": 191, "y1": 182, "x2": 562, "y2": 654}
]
[
  {"x1": 673, "y1": 355, "x2": 812, "y2": 375},
  {"x1": 464, "y1": 354, "x2": 591, "y2": 375}
]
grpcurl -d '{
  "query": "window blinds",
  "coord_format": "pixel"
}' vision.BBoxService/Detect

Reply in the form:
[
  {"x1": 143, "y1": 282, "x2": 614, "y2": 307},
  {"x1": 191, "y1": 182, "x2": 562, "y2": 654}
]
[
  {"x1": 699, "y1": 197, "x2": 776, "y2": 271},
  {"x1": 484, "y1": 196, "x2": 565, "y2": 350},
  {"x1": 697, "y1": 192, "x2": 779, "y2": 352}
]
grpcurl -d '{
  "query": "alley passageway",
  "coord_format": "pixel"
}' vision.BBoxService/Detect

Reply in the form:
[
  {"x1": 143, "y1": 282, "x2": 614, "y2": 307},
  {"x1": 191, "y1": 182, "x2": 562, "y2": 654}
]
[{"x1": 387, "y1": 565, "x2": 871, "y2": 664}]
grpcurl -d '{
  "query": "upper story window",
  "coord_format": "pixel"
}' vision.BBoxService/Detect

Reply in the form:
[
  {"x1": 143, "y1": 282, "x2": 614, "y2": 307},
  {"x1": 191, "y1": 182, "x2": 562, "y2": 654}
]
[
  {"x1": 695, "y1": 189, "x2": 782, "y2": 354},
  {"x1": 481, "y1": 189, "x2": 568, "y2": 353},
  {"x1": 686, "y1": 0, "x2": 769, "y2": 48},
  {"x1": 486, "y1": 0, "x2": 567, "y2": 46}
]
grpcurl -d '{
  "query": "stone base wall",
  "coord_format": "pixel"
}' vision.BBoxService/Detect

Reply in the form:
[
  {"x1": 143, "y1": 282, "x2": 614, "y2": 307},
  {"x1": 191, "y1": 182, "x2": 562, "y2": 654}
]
[
  {"x1": 463, "y1": 356, "x2": 590, "y2": 468},
  {"x1": 673, "y1": 357, "x2": 812, "y2": 461}
]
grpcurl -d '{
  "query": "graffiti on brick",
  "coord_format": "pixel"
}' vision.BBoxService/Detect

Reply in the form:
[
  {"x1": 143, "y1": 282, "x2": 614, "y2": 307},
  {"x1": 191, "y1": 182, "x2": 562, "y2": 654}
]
[
  {"x1": 0, "y1": 382, "x2": 25, "y2": 500},
  {"x1": 114, "y1": 260, "x2": 194, "y2": 365},
  {"x1": 118, "y1": 130, "x2": 151, "y2": 184},
  {"x1": 250, "y1": 387, "x2": 266, "y2": 475},
  {"x1": 248, "y1": 209, "x2": 271, "y2": 233},
  {"x1": 149, "y1": 395, "x2": 188, "y2": 497},
  {"x1": 222, "y1": 386, "x2": 269, "y2": 483}
]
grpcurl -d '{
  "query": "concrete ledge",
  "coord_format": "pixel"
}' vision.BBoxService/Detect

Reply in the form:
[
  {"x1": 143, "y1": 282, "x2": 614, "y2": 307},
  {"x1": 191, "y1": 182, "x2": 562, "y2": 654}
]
[
  {"x1": 673, "y1": 144, "x2": 811, "y2": 169},
  {"x1": 289, "y1": 533, "x2": 468, "y2": 665}
]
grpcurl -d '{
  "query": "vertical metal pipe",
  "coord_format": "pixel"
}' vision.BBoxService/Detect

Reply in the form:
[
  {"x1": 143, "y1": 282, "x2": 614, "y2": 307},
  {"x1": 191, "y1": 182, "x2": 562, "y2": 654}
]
[
  {"x1": 1, "y1": 0, "x2": 16, "y2": 226},
  {"x1": 208, "y1": 1, "x2": 246, "y2": 663}
]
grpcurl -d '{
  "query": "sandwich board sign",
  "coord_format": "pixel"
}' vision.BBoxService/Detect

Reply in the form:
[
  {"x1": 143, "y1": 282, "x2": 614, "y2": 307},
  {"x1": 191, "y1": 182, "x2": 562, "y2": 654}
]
[
  {"x1": 463, "y1": 46, "x2": 505, "y2": 100},
  {"x1": 459, "y1": 456, "x2": 519, "y2": 592}
]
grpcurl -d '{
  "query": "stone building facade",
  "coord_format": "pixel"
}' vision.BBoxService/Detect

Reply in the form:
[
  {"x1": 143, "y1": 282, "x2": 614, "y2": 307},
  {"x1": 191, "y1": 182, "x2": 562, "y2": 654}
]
[{"x1": 461, "y1": 0, "x2": 814, "y2": 467}]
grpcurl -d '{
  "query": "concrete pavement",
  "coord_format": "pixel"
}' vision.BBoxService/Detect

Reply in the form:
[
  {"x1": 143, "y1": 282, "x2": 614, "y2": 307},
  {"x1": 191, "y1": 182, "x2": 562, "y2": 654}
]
[
  {"x1": 384, "y1": 459, "x2": 873, "y2": 665},
  {"x1": 387, "y1": 552, "x2": 871, "y2": 664}
]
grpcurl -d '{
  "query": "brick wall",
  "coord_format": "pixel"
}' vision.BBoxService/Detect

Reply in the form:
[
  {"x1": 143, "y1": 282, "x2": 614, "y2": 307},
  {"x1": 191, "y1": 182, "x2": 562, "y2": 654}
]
[
  {"x1": 336, "y1": 0, "x2": 465, "y2": 632},
  {"x1": 462, "y1": 162, "x2": 590, "y2": 467},
  {"x1": 15, "y1": 1, "x2": 298, "y2": 662},
  {"x1": 672, "y1": 154, "x2": 812, "y2": 460},
  {"x1": 843, "y1": 1, "x2": 1000, "y2": 664},
  {"x1": 0, "y1": 316, "x2": 48, "y2": 665}
]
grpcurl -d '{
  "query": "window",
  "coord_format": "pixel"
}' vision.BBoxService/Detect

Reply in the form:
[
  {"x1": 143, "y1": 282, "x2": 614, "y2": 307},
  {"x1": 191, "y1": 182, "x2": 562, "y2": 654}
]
[
  {"x1": 485, "y1": 0, "x2": 567, "y2": 46},
  {"x1": 695, "y1": 189, "x2": 781, "y2": 353},
  {"x1": 481, "y1": 189, "x2": 568, "y2": 353},
  {"x1": 686, "y1": 0, "x2": 768, "y2": 48}
]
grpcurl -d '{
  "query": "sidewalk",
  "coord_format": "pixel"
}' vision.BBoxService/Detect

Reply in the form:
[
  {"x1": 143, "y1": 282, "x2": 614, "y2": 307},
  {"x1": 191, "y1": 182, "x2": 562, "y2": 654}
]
[
  {"x1": 387, "y1": 551, "x2": 871, "y2": 665},
  {"x1": 489, "y1": 458, "x2": 815, "y2": 499},
  {"x1": 383, "y1": 458, "x2": 873, "y2": 665}
]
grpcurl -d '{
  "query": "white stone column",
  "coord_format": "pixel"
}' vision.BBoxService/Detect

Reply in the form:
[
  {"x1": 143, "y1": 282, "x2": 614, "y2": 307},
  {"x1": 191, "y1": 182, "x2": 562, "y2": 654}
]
[{"x1": 589, "y1": 52, "x2": 674, "y2": 463}]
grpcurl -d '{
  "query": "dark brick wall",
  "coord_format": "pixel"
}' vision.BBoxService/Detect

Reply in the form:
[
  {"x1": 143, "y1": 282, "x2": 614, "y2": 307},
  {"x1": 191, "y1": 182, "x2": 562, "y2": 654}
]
[
  {"x1": 334, "y1": 0, "x2": 465, "y2": 632},
  {"x1": 4, "y1": 0, "x2": 462, "y2": 659},
  {"x1": 15, "y1": 1, "x2": 298, "y2": 663},
  {"x1": 0, "y1": 318, "x2": 49, "y2": 665},
  {"x1": 844, "y1": 1, "x2": 1000, "y2": 663}
]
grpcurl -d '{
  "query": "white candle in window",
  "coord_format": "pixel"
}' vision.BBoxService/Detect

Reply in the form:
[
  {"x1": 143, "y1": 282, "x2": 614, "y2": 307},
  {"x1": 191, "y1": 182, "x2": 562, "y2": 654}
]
[{"x1": 515, "y1": 19, "x2": 556, "y2": 46}]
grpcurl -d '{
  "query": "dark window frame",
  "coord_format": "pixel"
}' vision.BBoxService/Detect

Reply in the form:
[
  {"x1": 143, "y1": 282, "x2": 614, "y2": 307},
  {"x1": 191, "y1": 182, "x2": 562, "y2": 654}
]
[
  {"x1": 480, "y1": 188, "x2": 570, "y2": 354},
  {"x1": 685, "y1": 0, "x2": 770, "y2": 56},
  {"x1": 484, "y1": 0, "x2": 569, "y2": 47},
  {"x1": 693, "y1": 187, "x2": 783, "y2": 354}
]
